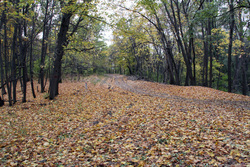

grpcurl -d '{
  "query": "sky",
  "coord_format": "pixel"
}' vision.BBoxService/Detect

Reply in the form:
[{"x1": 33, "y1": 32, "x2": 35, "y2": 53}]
[{"x1": 98, "y1": 0, "x2": 135, "y2": 46}]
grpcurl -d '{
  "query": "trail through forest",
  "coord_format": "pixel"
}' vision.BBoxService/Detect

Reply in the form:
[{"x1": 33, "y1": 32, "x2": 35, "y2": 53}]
[
  {"x1": 106, "y1": 74, "x2": 249, "y2": 111},
  {"x1": 0, "y1": 75, "x2": 249, "y2": 166}
]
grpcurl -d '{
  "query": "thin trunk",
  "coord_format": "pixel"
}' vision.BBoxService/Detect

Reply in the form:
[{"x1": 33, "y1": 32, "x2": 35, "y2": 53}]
[
  {"x1": 242, "y1": 58, "x2": 248, "y2": 95},
  {"x1": 30, "y1": 9, "x2": 36, "y2": 98},
  {"x1": 237, "y1": 3, "x2": 248, "y2": 95},
  {"x1": 202, "y1": 24, "x2": 208, "y2": 86},
  {"x1": 0, "y1": 8, "x2": 5, "y2": 97},
  {"x1": 217, "y1": 66, "x2": 221, "y2": 89},
  {"x1": 40, "y1": 0, "x2": 49, "y2": 93},
  {"x1": 233, "y1": 54, "x2": 241, "y2": 91},
  {"x1": 19, "y1": 6, "x2": 28, "y2": 103},
  {"x1": 163, "y1": 1, "x2": 193, "y2": 85},
  {"x1": 191, "y1": 37, "x2": 196, "y2": 85},
  {"x1": 127, "y1": 65, "x2": 133, "y2": 75},
  {"x1": 157, "y1": 63, "x2": 159, "y2": 82},
  {"x1": 228, "y1": 0, "x2": 234, "y2": 93},
  {"x1": 3, "y1": 1, "x2": 12, "y2": 106},
  {"x1": 12, "y1": 23, "x2": 18, "y2": 104},
  {"x1": 208, "y1": 18, "x2": 213, "y2": 88},
  {"x1": 0, "y1": 37, "x2": 6, "y2": 97},
  {"x1": 154, "y1": 5, "x2": 178, "y2": 84}
]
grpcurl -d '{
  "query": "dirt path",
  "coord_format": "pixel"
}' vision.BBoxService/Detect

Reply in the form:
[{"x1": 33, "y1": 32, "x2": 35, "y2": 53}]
[{"x1": 105, "y1": 74, "x2": 250, "y2": 112}]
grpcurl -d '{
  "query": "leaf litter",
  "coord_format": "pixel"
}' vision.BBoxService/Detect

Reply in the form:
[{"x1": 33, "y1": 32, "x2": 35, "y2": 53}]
[{"x1": 0, "y1": 75, "x2": 249, "y2": 166}]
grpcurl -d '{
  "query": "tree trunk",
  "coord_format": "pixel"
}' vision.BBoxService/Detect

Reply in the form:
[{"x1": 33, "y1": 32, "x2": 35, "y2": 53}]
[
  {"x1": 40, "y1": 0, "x2": 50, "y2": 93},
  {"x1": 191, "y1": 37, "x2": 196, "y2": 85},
  {"x1": 236, "y1": 3, "x2": 248, "y2": 95},
  {"x1": 163, "y1": 1, "x2": 194, "y2": 85},
  {"x1": 0, "y1": 6, "x2": 6, "y2": 97},
  {"x1": 202, "y1": 24, "x2": 208, "y2": 87},
  {"x1": 127, "y1": 65, "x2": 133, "y2": 75},
  {"x1": 208, "y1": 18, "x2": 213, "y2": 88},
  {"x1": 49, "y1": 12, "x2": 72, "y2": 99},
  {"x1": 157, "y1": 63, "x2": 159, "y2": 82},
  {"x1": 3, "y1": 1, "x2": 12, "y2": 106},
  {"x1": 30, "y1": 8, "x2": 36, "y2": 98},
  {"x1": 19, "y1": 12, "x2": 28, "y2": 103},
  {"x1": 228, "y1": 0, "x2": 234, "y2": 93},
  {"x1": 12, "y1": 22, "x2": 18, "y2": 104},
  {"x1": 0, "y1": 37, "x2": 6, "y2": 97}
]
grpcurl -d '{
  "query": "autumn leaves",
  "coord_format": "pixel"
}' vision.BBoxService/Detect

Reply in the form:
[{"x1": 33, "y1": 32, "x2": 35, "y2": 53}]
[{"x1": 0, "y1": 75, "x2": 249, "y2": 166}]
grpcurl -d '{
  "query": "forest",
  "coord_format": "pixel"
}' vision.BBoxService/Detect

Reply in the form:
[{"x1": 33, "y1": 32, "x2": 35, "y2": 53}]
[
  {"x1": 0, "y1": 0, "x2": 249, "y2": 106},
  {"x1": 0, "y1": 0, "x2": 250, "y2": 166}
]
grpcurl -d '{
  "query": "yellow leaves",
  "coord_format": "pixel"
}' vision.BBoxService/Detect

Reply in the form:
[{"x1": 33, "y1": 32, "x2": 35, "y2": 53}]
[
  {"x1": 1, "y1": 75, "x2": 249, "y2": 166},
  {"x1": 76, "y1": 146, "x2": 83, "y2": 151},
  {"x1": 209, "y1": 159, "x2": 218, "y2": 165},
  {"x1": 137, "y1": 160, "x2": 146, "y2": 166},
  {"x1": 150, "y1": 134, "x2": 156, "y2": 138},
  {"x1": 230, "y1": 149, "x2": 241, "y2": 157},
  {"x1": 185, "y1": 148, "x2": 191, "y2": 154},
  {"x1": 207, "y1": 151, "x2": 215, "y2": 157},
  {"x1": 216, "y1": 156, "x2": 227, "y2": 162}
]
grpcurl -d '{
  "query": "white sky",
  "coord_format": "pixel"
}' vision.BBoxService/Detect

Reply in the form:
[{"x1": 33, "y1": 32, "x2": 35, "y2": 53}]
[{"x1": 98, "y1": 0, "x2": 135, "y2": 46}]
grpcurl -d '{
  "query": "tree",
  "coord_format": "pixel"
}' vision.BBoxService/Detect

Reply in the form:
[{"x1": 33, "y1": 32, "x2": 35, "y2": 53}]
[
  {"x1": 228, "y1": 0, "x2": 235, "y2": 93},
  {"x1": 40, "y1": 0, "x2": 56, "y2": 93},
  {"x1": 49, "y1": 2, "x2": 74, "y2": 99},
  {"x1": 49, "y1": 0, "x2": 94, "y2": 99}
]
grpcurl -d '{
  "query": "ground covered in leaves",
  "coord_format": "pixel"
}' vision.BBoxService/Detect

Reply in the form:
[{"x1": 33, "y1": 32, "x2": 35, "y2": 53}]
[{"x1": 0, "y1": 75, "x2": 249, "y2": 166}]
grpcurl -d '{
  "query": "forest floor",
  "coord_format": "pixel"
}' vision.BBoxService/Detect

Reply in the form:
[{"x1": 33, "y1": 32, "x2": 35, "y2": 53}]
[{"x1": 0, "y1": 74, "x2": 249, "y2": 166}]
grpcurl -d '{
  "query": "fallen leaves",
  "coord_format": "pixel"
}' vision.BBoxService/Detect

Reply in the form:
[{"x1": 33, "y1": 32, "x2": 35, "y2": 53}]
[{"x1": 0, "y1": 75, "x2": 249, "y2": 166}]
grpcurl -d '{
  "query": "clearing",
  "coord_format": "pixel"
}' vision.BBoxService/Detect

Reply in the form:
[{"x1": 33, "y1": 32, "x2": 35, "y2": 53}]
[{"x1": 0, "y1": 74, "x2": 249, "y2": 166}]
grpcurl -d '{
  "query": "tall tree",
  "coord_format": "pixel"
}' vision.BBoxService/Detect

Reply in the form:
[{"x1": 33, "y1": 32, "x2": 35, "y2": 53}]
[
  {"x1": 3, "y1": 1, "x2": 12, "y2": 106},
  {"x1": 49, "y1": 4, "x2": 73, "y2": 99},
  {"x1": 49, "y1": 0, "x2": 92, "y2": 99},
  {"x1": 40, "y1": 0, "x2": 55, "y2": 93},
  {"x1": 30, "y1": 3, "x2": 36, "y2": 98},
  {"x1": 228, "y1": 0, "x2": 235, "y2": 92}
]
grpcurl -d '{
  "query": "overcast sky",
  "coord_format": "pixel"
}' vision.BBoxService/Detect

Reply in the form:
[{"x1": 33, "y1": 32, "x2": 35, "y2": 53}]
[{"x1": 98, "y1": 0, "x2": 135, "y2": 46}]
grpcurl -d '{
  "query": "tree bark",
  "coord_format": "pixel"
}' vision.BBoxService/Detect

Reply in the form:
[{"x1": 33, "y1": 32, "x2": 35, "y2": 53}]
[
  {"x1": 40, "y1": 0, "x2": 50, "y2": 93},
  {"x1": 30, "y1": 6, "x2": 36, "y2": 98},
  {"x1": 0, "y1": 36, "x2": 6, "y2": 97},
  {"x1": 228, "y1": 0, "x2": 235, "y2": 93},
  {"x1": 163, "y1": 1, "x2": 194, "y2": 85},
  {"x1": 202, "y1": 23, "x2": 208, "y2": 87},
  {"x1": 19, "y1": 17, "x2": 28, "y2": 103},
  {"x1": 12, "y1": 22, "x2": 18, "y2": 104},
  {"x1": 3, "y1": 1, "x2": 12, "y2": 106},
  {"x1": 49, "y1": 12, "x2": 72, "y2": 99},
  {"x1": 208, "y1": 17, "x2": 213, "y2": 88}
]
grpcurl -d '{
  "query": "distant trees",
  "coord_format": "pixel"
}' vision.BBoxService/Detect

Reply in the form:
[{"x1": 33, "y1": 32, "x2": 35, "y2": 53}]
[{"x1": 107, "y1": 0, "x2": 249, "y2": 95}]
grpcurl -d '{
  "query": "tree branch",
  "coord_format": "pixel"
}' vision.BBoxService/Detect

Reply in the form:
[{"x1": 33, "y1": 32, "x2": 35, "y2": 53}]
[
  {"x1": 118, "y1": 5, "x2": 161, "y2": 32},
  {"x1": 65, "y1": 45, "x2": 106, "y2": 52}
]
